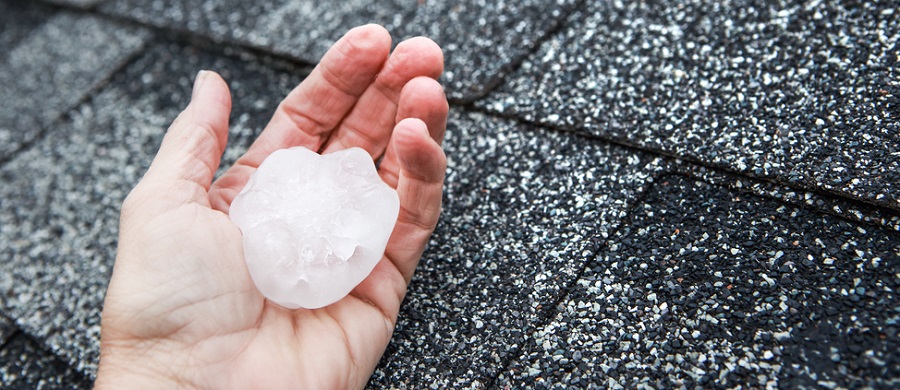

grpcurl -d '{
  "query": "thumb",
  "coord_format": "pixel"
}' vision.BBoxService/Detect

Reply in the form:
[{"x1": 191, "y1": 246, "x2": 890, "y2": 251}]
[{"x1": 141, "y1": 70, "x2": 232, "y2": 206}]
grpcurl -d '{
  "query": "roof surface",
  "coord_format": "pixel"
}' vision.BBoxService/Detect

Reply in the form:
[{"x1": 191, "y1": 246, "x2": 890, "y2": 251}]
[{"x1": 0, "y1": 0, "x2": 897, "y2": 388}]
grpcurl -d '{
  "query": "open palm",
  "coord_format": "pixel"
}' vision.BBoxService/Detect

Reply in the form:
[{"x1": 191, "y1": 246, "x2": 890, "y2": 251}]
[{"x1": 96, "y1": 25, "x2": 448, "y2": 389}]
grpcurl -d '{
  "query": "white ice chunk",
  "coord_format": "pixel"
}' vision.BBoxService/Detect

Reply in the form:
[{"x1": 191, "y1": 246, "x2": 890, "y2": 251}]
[{"x1": 229, "y1": 147, "x2": 399, "y2": 309}]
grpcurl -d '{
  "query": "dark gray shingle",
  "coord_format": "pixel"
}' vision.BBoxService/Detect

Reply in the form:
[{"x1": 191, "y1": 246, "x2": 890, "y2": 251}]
[
  {"x1": 0, "y1": 1, "x2": 55, "y2": 50},
  {"x1": 480, "y1": 0, "x2": 900, "y2": 210},
  {"x1": 0, "y1": 332, "x2": 90, "y2": 389},
  {"x1": 99, "y1": 0, "x2": 581, "y2": 101},
  {"x1": 499, "y1": 174, "x2": 900, "y2": 388},
  {"x1": 0, "y1": 12, "x2": 150, "y2": 161}
]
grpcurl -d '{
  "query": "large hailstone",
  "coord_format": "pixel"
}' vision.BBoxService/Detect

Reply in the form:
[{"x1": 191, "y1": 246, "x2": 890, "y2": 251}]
[{"x1": 229, "y1": 147, "x2": 399, "y2": 309}]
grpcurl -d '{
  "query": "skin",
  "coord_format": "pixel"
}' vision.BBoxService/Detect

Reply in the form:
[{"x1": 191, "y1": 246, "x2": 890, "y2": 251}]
[{"x1": 95, "y1": 24, "x2": 448, "y2": 389}]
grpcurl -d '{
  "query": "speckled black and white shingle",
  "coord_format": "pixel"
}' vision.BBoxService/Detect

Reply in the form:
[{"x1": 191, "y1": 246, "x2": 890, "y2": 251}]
[
  {"x1": 99, "y1": 0, "x2": 581, "y2": 101},
  {"x1": 1, "y1": 315, "x2": 88, "y2": 388},
  {"x1": 0, "y1": 12, "x2": 149, "y2": 161},
  {"x1": 0, "y1": 317, "x2": 16, "y2": 347},
  {"x1": 0, "y1": 1, "x2": 55, "y2": 50},
  {"x1": 663, "y1": 160, "x2": 900, "y2": 232},
  {"x1": 498, "y1": 174, "x2": 899, "y2": 389},
  {"x1": 401, "y1": 0, "x2": 581, "y2": 101},
  {"x1": 369, "y1": 110, "x2": 662, "y2": 387},
  {"x1": 480, "y1": 0, "x2": 900, "y2": 210},
  {"x1": 0, "y1": 38, "x2": 310, "y2": 376},
  {"x1": 100, "y1": 0, "x2": 412, "y2": 63},
  {"x1": 0, "y1": 332, "x2": 90, "y2": 389}
]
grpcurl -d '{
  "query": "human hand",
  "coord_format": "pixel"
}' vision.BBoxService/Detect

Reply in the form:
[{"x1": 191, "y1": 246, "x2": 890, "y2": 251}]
[{"x1": 95, "y1": 25, "x2": 448, "y2": 389}]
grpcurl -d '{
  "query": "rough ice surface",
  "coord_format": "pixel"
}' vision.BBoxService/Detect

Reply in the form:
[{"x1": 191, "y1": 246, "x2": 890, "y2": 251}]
[{"x1": 229, "y1": 147, "x2": 400, "y2": 309}]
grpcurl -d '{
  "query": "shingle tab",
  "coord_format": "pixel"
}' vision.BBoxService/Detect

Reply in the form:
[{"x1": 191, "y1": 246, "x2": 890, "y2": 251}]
[
  {"x1": 480, "y1": 0, "x2": 900, "y2": 210},
  {"x1": 369, "y1": 110, "x2": 661, "y2": 387},
  {"x1": 499, "y1": 174, "x2": 900, "y2": 388},
  {"x1": 0, "y1": 39, "x2": 310, "y2": 376},
  {"x1": 0, "y1": 12, "x2": 150, "y2": 161}
]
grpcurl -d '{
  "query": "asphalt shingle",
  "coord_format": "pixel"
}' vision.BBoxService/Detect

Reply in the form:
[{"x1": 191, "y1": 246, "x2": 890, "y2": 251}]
[
  {"x1": 0, "y1": 333, "x2": 90, "y2": 389},
  {"x1": 42, "y1": 0, "x2": 106, "y2": 8},
  {"x1": 369, "y1": 110, "x2": 661, "y2": 387},
  {"x1": 100, "y1": 0, "x2": 410, "y2": 61},
  {"x1": 99, "y1": 0, "x2": 580, "y2": 101},
  {"x1": 0, "y1": 1, "x2": 55, "y2": 50},
  {"x1": 0, "y1": 317, "x2": 15, "y2": 347},
  {"x1": 663, "y1": 160, "x2": 900, "y2": 232},
  {"x1": 480, "y1": 0, "x2": 900, "y2": 210},
  {"x1": 499, "y1": 174, "x2": 900, "y2": 388},
  {"x1": 0, "y1": 12, "x2": 150, "y2": 162},
  {"x1": 401, "y1": 0, "x2": 581, "y2": 101},
  {"x1": 0, "y1": 38, "x2": 310, "y2": 376}
]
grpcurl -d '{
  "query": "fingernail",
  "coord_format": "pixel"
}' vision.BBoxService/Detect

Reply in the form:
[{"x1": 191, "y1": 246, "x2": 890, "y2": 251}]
[{"x1": 192, "y1": 70, "x2": 210, "y2": 100}]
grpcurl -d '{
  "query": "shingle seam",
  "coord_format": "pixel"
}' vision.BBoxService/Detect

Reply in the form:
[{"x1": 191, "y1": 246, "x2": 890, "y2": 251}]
[
  {"x1": 482, "y1": 163, "x2": 898, "y2": 385},
  {"x1": 0, "y1": 12, "x2": 153, "y2": 169},
  {"x1": 464, "y1": 101, "x2": 900, "y2": 216},
  {"x1": 667, "y1": 162, "x2": 900, "y2": 232},
  {"x1": 484, "y1": 162, "x2": 668, "y2": 388},
  {"x1": 454, "y1": 0, "x2": 588, "y2": 104}
]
